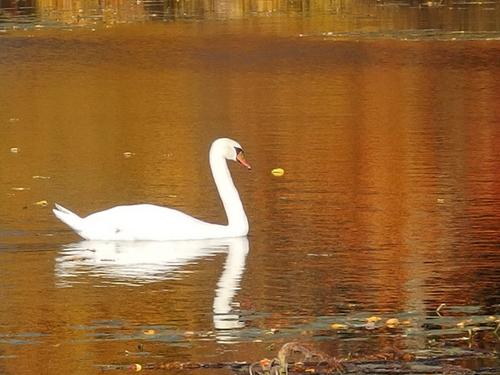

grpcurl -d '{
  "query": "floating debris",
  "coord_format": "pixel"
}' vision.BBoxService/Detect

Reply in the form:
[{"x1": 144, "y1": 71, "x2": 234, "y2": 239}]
[
  {"x1": 457, "y1": 319, "x2": 474, "y2": 328},
  {"x1": 10, "y1": 147, "x2": 19, "y2": 153},
  {"x1": 330, "y1": 323, "x2": 348, "y2": 330},
  {"x1": 143, "y1": 329, "x2": 156, "y2": 335},
  {"x1": 272, "y1": 168, "x2": 285, "y2": 177},
  {"x1": 98, "y1": 340, "x2": 496, "y2": 375},
  {"x1": 364, "y1": 321, "x2": 377, "y2": 330},
  {"x1": 34, "y1": 200, "x2": 48, "y2": 207},
  {"x1": 32, "y1": 175, "x2": 51, "y2": 180},
  {"x1": 436, "y1": 303, "x2": 447, "y2": 315},
  {"x1": 12, "y1": 187, "x2": 30, "y2": 191},
  {"x1": 385, "y1": 318, "x2": 400, "y2": 328},
  {"x1": 367, "y1": 316, "x2": 382, "y2": 323},
  {"x1": 128, "y1": 363, "x2": 142, "y2": 372}
]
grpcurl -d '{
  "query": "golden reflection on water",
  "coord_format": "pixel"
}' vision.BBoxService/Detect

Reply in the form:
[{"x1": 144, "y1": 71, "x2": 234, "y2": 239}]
[
  {"x1": 0, "y1": 13, "x2": 499, "y2": 375},
  {"x1": 1, "y1": 0, "x2": 499, "y2": 36}
]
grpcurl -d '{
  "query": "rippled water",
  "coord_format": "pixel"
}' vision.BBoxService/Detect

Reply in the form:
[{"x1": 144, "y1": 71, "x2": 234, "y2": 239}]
[
  {"x1": 1, "y1": 0, "x2": 500, "y2": 40},
  {"x1": 1, "y1": 2, "x2": 499, "y2": 374}
]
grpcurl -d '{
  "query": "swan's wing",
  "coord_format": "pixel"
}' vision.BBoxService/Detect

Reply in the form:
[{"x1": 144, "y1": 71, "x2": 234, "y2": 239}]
[{"x1": 79, "y1": 204, "x2": 223, "y2": 240}]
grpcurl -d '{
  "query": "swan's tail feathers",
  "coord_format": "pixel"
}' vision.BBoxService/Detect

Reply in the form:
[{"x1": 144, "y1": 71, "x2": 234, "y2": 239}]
[{"x1": 53, "y1": 204, "x2": 84, "y2": 233}]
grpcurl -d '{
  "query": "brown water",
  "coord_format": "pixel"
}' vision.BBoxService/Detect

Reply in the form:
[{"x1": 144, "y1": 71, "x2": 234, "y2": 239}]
[{"x1": 1, "y1": 2, "x2": 500, "y2": 374}]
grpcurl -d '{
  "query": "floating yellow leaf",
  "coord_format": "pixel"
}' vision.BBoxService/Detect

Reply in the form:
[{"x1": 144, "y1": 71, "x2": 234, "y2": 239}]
[
  {"x1": 456, "y1": 319, "x2": 473, "y2": 328},
  {"x1": 34, "y1": 200, "x2": 48, "y2": 207},
  {"x1": 330, "y1": 323, "x2": 347, "y2": 330},
  {"x1": 143, "y1": 329, "x2": 156, "y2": 335},
  {"x1": 10, "y1": 147, "x2": 19, "y2": 153},
  {"x1": 385, "y1": 318, "x2": 400, "y2": 328},
  {"x1": 271, "y1": 168, "x2": 285, "y2": 177},
  {"x1": 123, "y1": 152, "x2": 135, "y2": 158},
  {"x1": 129, "y1": 363, "x2": 142, "y2": 372},
  {"x1": 367, "y1": 316, "x2": 382, "y2": 323}
]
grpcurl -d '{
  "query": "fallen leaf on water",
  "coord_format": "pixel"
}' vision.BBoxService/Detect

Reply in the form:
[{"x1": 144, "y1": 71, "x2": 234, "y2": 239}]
[
  {"x1": 34, "y1": 200, "x2": 48, "y2": 207},
  {"x1": 10, "y1": 147, "x2": 19, "y2": 153},
  {"x1": 123, "y1": 152, "x2": 135, "y2": 158},
  {"x1": 330, "y1": 323, "x2": 348, "y2": 330},
  {"x1": 129, "y1": 363, "x2": 142, "y2": 372},
  {"x1": 271, "y1": 168, "x2": 285, "y2": 177},
  {"x1": 401, "y1": 352, "x2": 415, "y2": 362},
  {"x1": 457, "y1": 319, "x2": 473, "y2": 328},
  {"x1": 259, "y1": 358, "x2": 271, "y2": 367},
  {"x1": 367, "y1": 316, "x2": 382, "y2": 323},
  {"x1": 143, "y1": 329, "x2": 156, "y2": 335},
  {"x1": 385, "y1": 318, "x2": 400, "y2": 328},
  {"x1": 33, "y1": 175, "x2": 51, "y2": 180}
]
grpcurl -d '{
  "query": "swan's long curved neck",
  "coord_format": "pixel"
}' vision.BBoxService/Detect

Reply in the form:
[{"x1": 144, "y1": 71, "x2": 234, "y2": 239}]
[{"x1": 210, "y1": 151, "x2": 248, "y2": 236}]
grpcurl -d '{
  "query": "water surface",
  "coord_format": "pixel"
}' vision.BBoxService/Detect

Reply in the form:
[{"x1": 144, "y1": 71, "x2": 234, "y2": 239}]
[{"x1": 0, "y1": 2, "x2": 499, "y2": 374}]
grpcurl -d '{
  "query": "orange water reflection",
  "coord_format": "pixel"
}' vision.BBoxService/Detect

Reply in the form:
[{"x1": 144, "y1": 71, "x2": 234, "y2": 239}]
[
  {"x1": 0, "y1": 16, "x2": 499, "y2": 375},
  {"x1": 1, "y1": 0, "x2": 499, "y2": 35}
]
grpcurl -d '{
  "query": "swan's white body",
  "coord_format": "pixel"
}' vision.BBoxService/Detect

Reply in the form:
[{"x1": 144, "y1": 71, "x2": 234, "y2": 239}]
[{"x1": 53, "y1": 138, "x2": 251, "y2": 241}]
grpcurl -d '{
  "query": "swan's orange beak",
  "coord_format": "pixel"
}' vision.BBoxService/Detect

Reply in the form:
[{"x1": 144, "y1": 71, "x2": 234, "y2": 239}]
[{"x1": 236, "y1": 151, "x2": 252, "y2": 170}]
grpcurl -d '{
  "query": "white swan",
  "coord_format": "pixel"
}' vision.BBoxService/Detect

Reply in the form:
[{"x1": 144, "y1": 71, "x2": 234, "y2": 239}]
[{"x1": 53, "y1": 138, "x2": 251, "y2": 241}]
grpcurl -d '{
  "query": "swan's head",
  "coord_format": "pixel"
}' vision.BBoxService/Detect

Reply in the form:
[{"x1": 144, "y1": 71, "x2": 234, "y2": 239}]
[{"x1": 212, "y1": 138, "x2": 252, "y2": 170}]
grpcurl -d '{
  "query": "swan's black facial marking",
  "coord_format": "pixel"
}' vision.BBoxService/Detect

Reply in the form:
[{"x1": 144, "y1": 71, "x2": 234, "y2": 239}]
[
  {"x1": 234, "y1": 146, "x2": 252, "y2": 169},
  {"x1": 234, "y1": 147, "x2": 244, "y2": 164}
]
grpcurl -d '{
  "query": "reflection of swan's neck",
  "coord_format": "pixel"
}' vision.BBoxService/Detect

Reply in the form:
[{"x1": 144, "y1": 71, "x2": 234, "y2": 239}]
[
  {"x1": 213, "y1": 237, "x2": 249, "y2": 333},
  {"x1": 210, "y1": 151, "x2": 248, "y2": 235}
]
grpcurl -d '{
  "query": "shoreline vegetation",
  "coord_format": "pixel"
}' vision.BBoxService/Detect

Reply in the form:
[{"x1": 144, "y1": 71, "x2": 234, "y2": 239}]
[{"x1": 1, "y1": 0, "x2": 499, "y2": 36}]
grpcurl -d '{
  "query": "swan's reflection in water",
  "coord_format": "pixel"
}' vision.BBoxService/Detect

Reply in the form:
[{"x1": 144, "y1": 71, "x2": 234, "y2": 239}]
[{"x1": 55, "y1": 237, "x2": 249, "y2": 341}]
